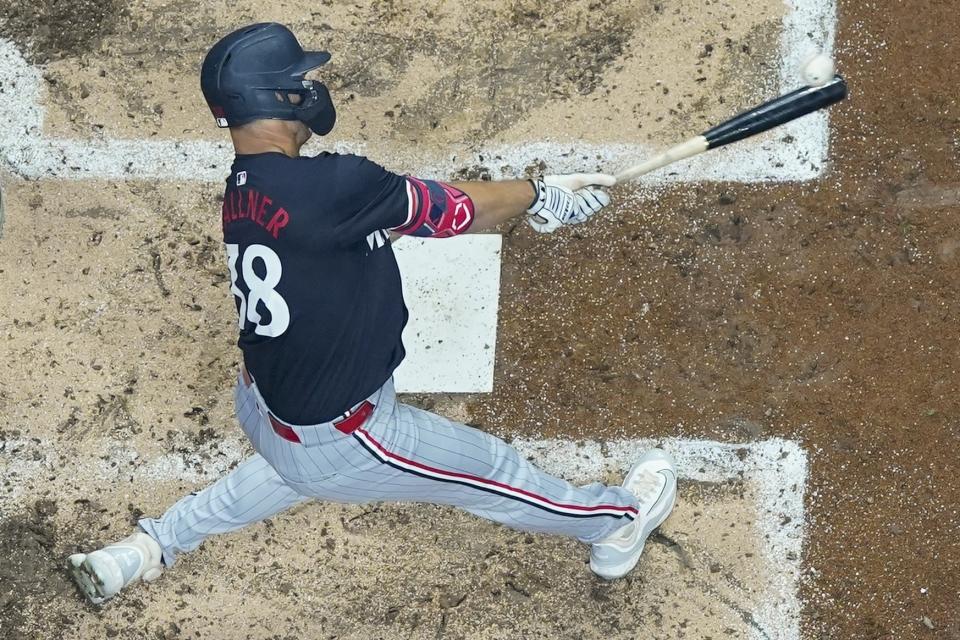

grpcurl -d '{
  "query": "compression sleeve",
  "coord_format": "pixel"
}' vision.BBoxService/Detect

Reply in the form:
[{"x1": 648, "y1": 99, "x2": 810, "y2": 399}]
[{"x1": 391, "y1": 177, "x2": 475, "y2": 238}]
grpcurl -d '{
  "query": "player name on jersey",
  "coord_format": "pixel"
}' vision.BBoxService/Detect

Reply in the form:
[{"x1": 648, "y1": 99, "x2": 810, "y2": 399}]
[{"x1": 221, "y1": 187, "x2": 290, "y2": 239}]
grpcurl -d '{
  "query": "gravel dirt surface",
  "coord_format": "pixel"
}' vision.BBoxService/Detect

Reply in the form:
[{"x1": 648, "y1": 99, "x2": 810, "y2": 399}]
[
  {"x1": 473, "y1": 2, "x2": 960, "y2": 638},
  {"x1": 0, "y1": 0, "x2": 958, "y2": 639}
]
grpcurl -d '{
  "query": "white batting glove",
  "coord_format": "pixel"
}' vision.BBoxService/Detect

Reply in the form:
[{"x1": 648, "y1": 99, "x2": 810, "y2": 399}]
[{"x1": 526, "y1": 173, "x2": 617, "y2": 233}]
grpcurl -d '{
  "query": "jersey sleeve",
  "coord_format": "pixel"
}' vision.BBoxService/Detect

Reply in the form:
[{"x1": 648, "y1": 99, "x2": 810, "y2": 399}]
[{"x1": 328, "y1": 155, "x2": 410, "y2": 244}]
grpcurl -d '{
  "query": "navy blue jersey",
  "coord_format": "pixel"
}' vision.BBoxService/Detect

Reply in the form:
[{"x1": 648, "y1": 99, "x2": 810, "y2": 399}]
[{"x1": 220, "y1": 152, "x2": 410, "y2": 423}]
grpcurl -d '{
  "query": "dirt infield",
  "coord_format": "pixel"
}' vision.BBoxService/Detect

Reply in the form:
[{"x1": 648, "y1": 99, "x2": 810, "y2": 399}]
[
  {"x1": 20, "y1": 0, "x2": 781, "y2": 149},
  {"x1": 1, "y1": 1, "x2": 959, "y2": 640}
]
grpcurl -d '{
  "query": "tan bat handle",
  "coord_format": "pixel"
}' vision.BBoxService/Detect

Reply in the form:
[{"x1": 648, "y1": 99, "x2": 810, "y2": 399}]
[{"x1": 615, "y1": 135, "x2": 710, "y2": 183}]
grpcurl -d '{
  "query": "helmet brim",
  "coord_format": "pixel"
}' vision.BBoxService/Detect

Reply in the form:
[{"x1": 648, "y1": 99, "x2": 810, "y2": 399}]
[{"x1": 290, "y1": 51, "x2": 331, "y2": 75}]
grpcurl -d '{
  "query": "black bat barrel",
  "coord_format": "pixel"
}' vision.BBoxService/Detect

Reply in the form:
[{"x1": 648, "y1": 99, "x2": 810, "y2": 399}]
[{"x1": 703, "y1": 75, "x2": 848, "y2": 149}]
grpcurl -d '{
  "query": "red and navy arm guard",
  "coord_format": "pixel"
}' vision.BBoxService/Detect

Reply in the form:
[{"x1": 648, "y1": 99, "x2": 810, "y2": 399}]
[{"x1": 392, "y1": 178, "x2": 475, "y2": 238}]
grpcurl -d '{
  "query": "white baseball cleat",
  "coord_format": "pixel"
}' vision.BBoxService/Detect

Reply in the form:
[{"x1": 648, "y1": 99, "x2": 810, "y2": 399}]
[
  {"x1": 590, "y1": 448, "x2": 678, "y2": 580},
  {"x1": 67, "y1": 531, "x2": 164, "y2": 604}
]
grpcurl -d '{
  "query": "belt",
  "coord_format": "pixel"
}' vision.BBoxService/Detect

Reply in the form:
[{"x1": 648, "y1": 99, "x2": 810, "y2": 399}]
[{"x1": 241, "y1": 365, "x2": 376, "y2": 444}]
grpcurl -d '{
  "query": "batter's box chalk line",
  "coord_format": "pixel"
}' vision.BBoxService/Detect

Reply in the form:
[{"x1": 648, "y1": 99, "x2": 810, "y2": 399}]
[
  {"x1": 514, "y1": 437, "x2": 808, "y2": 640},
  {"x1": 0, "y1": 0, "x2": 835, "y2": 183},
  {"x1": 1, "y1": 435, "x2": 807, "y2": 640}
]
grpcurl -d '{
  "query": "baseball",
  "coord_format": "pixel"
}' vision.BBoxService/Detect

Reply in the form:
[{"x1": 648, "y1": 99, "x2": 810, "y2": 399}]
[{"x1": 801, "y1": 53, "x2": 835, "y2": 87}]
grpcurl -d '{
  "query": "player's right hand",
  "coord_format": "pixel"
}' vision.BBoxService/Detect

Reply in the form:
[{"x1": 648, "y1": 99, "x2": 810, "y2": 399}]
[{"x1": 526, "y1": 173, "x2": 617, "y2": 233}]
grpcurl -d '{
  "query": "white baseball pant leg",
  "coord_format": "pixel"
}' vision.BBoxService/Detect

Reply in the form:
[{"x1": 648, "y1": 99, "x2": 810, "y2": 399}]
[{"x1": 140, "y1": 375, "x2": 639, "y2": 566}]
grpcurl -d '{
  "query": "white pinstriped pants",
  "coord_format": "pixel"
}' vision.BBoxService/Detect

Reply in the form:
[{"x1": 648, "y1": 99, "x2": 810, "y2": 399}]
[{"x1": 139, "y1": 374, "x2": 639, "y2": 566}]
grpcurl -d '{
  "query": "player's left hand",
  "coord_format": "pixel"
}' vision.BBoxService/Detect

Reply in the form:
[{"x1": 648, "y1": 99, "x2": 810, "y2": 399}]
[{"x1": 526, "y1": 173, "x2": 617, "y2": 233}]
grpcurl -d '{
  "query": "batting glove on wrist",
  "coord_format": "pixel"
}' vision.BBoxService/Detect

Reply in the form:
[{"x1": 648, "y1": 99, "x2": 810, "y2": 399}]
[{"x1": 526, "y1": 173, "x2": 617, "y2": 234}]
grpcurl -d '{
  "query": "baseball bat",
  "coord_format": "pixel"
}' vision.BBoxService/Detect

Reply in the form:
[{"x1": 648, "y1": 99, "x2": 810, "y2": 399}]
[{"x1": 615, "y1": 74, "x2": 848, "y2": 183}]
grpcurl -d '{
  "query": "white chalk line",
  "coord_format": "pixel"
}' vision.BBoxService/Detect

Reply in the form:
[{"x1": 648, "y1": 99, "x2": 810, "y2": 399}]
[
  {"x1": 0, "y1": 435, "x2": 806, "y2": 640},
  {"x1": 0, "y1": 1, "x2": 836, "y2": 183}
]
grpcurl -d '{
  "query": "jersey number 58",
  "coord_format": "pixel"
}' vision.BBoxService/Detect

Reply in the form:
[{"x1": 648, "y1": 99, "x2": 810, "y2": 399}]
[{"x1": 225, "y1": 243, "x2": 290, "y2": 337}]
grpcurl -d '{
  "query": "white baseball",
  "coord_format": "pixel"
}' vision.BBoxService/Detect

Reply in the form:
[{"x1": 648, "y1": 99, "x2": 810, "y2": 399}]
[{"x1": 801, "y1": 54, "x2": 835, "y2": 87}]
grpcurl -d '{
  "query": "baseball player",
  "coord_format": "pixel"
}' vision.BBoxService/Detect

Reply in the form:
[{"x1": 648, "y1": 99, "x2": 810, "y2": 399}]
[{"x1": 68, "y1": 23, "x2": 677, "y2": 604}]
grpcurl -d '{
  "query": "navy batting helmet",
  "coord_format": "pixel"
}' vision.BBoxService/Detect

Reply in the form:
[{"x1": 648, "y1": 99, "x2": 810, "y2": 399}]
[{"x1": 200, "y1": 23, "x2": 336, "y2": 135}]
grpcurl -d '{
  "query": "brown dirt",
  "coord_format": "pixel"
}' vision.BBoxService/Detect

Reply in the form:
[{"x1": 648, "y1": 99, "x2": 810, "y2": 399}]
[
  {"x1": 9, "y1": 0, "x2": 781, "y2": 150},
  {"x1": 0, "y1": 0, "x2": 958, "y2": 639},
  {"x1": 0, "y1": 0, "x2": 123, "y2": 62},
  {"x1": 473, "y1": 1, "x2": 960, "y2": 638},
  {"x1": 0, "y1": 471, "x2": 777, "y2": 640}
]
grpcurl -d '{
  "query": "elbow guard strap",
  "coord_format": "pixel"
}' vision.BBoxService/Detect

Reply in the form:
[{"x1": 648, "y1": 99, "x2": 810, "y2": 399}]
[{"x1": 393, "y1": 178, "x2": 475, "y2": 238}]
